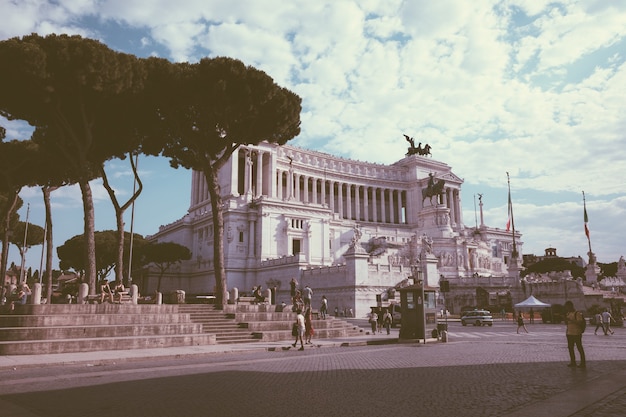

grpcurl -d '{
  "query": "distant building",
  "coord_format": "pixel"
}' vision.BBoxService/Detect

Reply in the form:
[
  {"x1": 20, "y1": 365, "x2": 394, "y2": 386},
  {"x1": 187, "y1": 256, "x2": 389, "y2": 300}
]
[
  {"x1": 523, "y1": 247, "x2": 586, "y2": 269},
  {"x1": 147, "y1": 142, "x2": 522, "y2": 317}
]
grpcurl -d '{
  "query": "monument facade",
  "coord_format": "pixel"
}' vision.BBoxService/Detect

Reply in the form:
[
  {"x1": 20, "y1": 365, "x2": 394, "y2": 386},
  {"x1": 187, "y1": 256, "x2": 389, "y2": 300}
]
[{"x1": 147, "y1": 141, "x2": 522, "y2": 317}]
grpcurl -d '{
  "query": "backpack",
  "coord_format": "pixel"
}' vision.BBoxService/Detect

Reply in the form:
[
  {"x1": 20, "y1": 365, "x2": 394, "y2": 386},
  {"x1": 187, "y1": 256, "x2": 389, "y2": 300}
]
[{"x1": 577, "y1": 311, "x2": 586, "y2": 333}]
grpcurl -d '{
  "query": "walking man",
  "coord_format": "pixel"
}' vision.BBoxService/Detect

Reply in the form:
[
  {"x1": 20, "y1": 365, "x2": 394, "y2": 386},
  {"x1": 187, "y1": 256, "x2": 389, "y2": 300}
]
[
  {"x1": 302, "y1": 285, "x2": 313, "y2": 309},
  {"x1": 601, "y1": 308, "x2": 615, "y2": 335},
  {"x1": 292, "y1": 309, "x2": 305, "y2": 351},
  {"x1": 594, "y1": 311, "x2": 604, "y2": 335},
  {"x1": 564, "y1": 300, "x2": 586, "y2": 368},
  {"x1": 516, "y1": 312, "x2": 528, "y2": 334},
  {"x1": 320, "y1": 295, "x2": 328, "y2": 319}
]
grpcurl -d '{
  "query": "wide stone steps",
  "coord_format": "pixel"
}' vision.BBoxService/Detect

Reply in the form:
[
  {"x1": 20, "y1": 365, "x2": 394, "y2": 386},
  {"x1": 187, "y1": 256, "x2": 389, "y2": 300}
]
[
  {"x1": 178, "y1": 305, "x2": 260, "y2": 344},
  {"x1": 0, "y1": 323, "x2": 203, "y2": 340},
  {"x1": 0, "y1": 303, "x2": 368, "y2": 354},
  {"x1": 0, "y1": 304, "x2": 217, "y2": 355},
  {"x1": 0, "y1": 334, "x2": 216, "y2": 355},
  {"x1": 178, "y1": 304, "x2": 366, "y2": 343}
]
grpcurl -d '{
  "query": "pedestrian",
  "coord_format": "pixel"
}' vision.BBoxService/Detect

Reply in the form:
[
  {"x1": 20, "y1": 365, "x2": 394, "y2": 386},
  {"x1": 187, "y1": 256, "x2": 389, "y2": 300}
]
[
  {"x1": 292, "y1": 290, "x2": 303, "y2": 312},
  {"x1": 290, "y1": 277, "x2": 298, "y2": 298},
  {"x1": 292, "y1": 309, "x2": 305, "y2": 351},
  {"x1": 369, "y1": 309, "x2": 378, "y2": 335},
  {"x1": 302, "y1": 285, "x2": 313, "y2": 308},
  {"x1": 304, "y1": 308, "x2": 314, "y2": 344},
  {"x1": 334, "y1": 306, "x2": 338, "y2": 317},
  {"x1": 594, "y1": 311, "x2": 604, "y2": 335},
  {"x1": 320, "y1": 295, "x2": 328, "y2": 319},
  {"x1": 516, "y1": 312, "x2": 528, "y2": 334},
  {"x1": 10, "y1": 282, "x2": 31, "y2": 311},
  {"x1": 529, "y1": 308, "x2": 534, "y2": 324},
  {"x1": 601, "y1": 309, "x2": 615, "y2": 335},
  {"x1": 383, "y1": 309, "x2": 393, "y2": 334},
  {"x1": 564, "y1": 300, "x2": 586, "y2": 368}
]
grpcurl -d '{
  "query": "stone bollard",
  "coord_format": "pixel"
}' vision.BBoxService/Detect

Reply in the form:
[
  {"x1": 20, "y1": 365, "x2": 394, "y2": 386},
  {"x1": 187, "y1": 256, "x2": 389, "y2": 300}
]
[
  {"x1": 78, "y1": 283, "x2": 89, "y2": 304},
  {"x1": 131, "y1": 284, "x2": 139, "y2": 304},
  {"x1": 264, "y1": 288, "x2": 271, "y2": 304},
  {"x1": 32, "y1": 283, "x2": 42, "y2": 305},
  {"x1": 231, "y1": 288, "x2": 239, "y2": 304},
  {"x1": 155, "y1": 292, "x2": 163, "y2": 305}
]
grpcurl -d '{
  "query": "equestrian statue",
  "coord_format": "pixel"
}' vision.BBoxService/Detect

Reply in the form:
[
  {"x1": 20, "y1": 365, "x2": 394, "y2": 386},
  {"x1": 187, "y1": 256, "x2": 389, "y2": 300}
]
[{"x1": 422, "y1": 173, "x2": 445, "y2": 205}]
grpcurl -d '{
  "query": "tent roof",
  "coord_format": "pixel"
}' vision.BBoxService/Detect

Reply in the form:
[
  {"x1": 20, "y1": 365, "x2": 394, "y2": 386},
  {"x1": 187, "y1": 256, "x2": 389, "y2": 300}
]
[{"x1": 514, "y1": 295, "x2": 551, "y2": 308}]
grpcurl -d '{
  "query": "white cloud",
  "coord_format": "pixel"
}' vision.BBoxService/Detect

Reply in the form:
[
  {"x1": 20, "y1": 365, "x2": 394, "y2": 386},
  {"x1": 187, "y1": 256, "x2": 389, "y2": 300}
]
[{"x1": 3, "y1": 0, "x2": 626, "y2": 265}]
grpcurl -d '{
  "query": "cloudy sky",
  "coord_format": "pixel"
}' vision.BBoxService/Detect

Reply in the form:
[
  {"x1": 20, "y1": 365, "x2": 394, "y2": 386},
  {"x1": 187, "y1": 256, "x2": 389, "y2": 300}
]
[{"x1": 1, "y1": 0, "x2": 625, "y2": 271}]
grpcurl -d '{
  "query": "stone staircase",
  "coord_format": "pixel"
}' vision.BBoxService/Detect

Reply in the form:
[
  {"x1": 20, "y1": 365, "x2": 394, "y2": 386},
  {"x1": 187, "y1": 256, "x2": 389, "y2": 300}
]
[
  {"x1": 178, "y1": 304, "x2": 260, "y2": 344},
  {"x1": 183, "y1": 304, "x2": 365, "y2": 343},
  {"x1": 0, "y1": 304, "x2": 216, "y2": 355},
  {"x1": 0, "y1": 303, "x2": 367, "y2": 355}
]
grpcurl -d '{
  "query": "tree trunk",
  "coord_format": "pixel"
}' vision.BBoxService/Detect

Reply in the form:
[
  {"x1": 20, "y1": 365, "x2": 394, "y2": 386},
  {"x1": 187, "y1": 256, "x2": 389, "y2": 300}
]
[
  {"x1": 204, "y1": 168, "x2": 227, "y2": 306},
  {"x1": 100, "y1": 155, "x2": 143, "y2": 285},
  {"x1": 0, "y1": 190, "x2": 20, "y2": 288},
  {"x1": 43, "y1": 186, "x2": 55, "y2": 304},
  {"x1": 79, "y1": 180, "x2": 97, "y2": 294}
]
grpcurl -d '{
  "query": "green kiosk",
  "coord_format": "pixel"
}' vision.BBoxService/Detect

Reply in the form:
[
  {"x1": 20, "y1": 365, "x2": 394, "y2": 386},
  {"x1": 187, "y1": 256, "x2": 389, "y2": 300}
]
[{"x1": 398, "y1": 282, "x2": 438, "y2": 343}]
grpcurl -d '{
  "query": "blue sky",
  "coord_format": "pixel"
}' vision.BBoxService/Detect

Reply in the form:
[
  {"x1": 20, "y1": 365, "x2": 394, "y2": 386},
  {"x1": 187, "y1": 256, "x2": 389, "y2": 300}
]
[{"x1": 1, "y1": 0, "x2": 625, "y2": 271}]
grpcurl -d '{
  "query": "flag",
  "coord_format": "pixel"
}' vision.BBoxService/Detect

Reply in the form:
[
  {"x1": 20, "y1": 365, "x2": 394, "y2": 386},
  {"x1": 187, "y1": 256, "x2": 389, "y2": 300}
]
[
  {"x1": 584, "y1": 205, "x2": 590, "y2": 239},
  {"x1": 506, "y1": 190, "x2": 512, "y2": 232}
]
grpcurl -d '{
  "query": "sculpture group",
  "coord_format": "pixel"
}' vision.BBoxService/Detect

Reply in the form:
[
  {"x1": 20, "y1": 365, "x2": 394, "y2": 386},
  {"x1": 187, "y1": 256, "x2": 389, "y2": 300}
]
[{"x1": 404, "y1": 134, "x2": 431, "y2": 157}]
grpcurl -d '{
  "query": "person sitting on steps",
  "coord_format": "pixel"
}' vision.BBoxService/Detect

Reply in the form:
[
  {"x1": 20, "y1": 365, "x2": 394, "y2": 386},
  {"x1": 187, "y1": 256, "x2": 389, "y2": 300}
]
[
  {"x1": 99, "y1": 279, "x2": 113, "y2": 303},
  {"x1": 113, "y1": 281, "x2": 125, "y2": 303}
]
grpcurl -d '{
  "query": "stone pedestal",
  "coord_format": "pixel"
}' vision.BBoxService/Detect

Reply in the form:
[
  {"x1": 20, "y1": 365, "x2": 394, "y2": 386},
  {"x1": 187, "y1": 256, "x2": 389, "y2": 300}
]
[
  {"x1": 585, "y1": 263, "x2": 600, "y2": 284},
  {"x1": 422, "y1": 254, "x2": 440, "y2": 288}
]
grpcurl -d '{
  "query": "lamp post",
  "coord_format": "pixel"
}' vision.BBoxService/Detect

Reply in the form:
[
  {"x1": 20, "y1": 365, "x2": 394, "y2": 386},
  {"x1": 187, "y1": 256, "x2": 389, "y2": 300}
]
[{"x1": 412, "y1": 261, "x2": 426, "y2": 344}]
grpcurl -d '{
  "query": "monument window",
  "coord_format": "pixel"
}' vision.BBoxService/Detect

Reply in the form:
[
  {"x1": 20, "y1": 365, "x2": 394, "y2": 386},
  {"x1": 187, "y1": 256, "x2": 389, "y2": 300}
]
[{"x1": 292, "y1": 239, "x2": 301, "y2": 254}]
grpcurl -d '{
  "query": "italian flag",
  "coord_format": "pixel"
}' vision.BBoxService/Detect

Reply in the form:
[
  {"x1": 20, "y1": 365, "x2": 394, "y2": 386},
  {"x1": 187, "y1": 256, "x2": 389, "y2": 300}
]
[
  {"x1": 584, "y1": 205, "x2": 590, "y2": 239},
  {"x1": 506, "y1": 191, "x2": 512, "y2": 232}
]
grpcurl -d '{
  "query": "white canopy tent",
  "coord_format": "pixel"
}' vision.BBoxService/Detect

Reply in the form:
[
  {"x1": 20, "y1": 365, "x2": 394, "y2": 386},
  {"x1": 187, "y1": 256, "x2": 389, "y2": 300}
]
[{"x1": 514, "y1": 295, "x2": 551, "y2": 309}]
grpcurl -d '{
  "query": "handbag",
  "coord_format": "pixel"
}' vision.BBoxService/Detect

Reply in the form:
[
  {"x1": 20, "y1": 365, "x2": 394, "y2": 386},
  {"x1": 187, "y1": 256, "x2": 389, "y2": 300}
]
[{"x1": 292, "y1": 323, "x2": 298, "y2": 336}]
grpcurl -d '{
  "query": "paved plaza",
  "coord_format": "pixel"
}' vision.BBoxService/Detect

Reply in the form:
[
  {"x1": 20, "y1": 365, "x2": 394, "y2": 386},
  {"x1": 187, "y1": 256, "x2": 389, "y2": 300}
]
[{"x1": 0, "y1": 322, "x2": 625, "y2": 417}]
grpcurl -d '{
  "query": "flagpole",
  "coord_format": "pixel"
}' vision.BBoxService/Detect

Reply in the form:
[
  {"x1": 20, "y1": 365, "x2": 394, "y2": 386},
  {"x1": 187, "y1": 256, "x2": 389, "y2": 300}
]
[
  {"x1": 583, "y1": 191, "x2": 593, "y2": 262},
  {"x1": 506, "y1": 172, "x2": 518, "y2": 259}
]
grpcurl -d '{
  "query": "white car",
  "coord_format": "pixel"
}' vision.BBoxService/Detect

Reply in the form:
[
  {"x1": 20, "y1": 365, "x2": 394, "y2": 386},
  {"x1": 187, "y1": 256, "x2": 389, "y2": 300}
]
[{"x1": 461, "y1": 310, "x2": 494, "y2": 326}]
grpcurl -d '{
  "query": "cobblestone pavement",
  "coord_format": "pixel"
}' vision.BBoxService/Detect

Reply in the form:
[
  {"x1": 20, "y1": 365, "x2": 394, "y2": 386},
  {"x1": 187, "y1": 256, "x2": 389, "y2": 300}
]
[{"x1": 1, "y1": 327, "x2": 625, "y2": 417}]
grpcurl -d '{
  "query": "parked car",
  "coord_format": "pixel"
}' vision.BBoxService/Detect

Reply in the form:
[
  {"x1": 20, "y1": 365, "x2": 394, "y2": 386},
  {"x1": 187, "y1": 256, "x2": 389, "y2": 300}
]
[{"x1": 461, "y1": 310, "x2": 493, "y2": 326}]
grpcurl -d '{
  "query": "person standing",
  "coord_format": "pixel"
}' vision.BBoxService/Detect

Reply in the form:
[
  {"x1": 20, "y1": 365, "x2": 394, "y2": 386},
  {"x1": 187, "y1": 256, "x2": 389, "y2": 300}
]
[
  {"x1": 516, "y1": 312, "x2": 528, "y2": 334},
  {"x1": 369, "y1": 309, "x2": 378, "y2": 335},
  {"x1": 594, "y1": 311, "x2": 604, "y2": 335},
  {"x1": 292, "y1": 309, "x2": 305, "y2": 351},
  {"x1": 564, "y1": 300, "x2": 586, "y2": 368},
  {"x1": 601, "y1": 309, "x2": 615, "y2": 335},
  {"x1": 302, "y1": 285, "x2": 313, "y2": 308},
  {"x1": 383, "y1": 309, "x2": 393, "y2": 335},
  {"x1": 320, "y1": 295, "x2": 328, "y2": 319},
  {"x1": 290, "y1": 278, "x2": 298, "y2": 298},
  {"x1": 304, "y1": 308, "x2": 314, "y2": 344}
]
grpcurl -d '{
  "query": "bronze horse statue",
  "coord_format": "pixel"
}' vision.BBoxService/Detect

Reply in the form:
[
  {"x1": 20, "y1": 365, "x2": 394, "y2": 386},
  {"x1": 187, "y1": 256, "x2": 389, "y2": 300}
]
[
  {"x1": 422, "y1": 178, "x2": 445, "y2": 205},
  {"x1": 404, "y1": 134, "x2": 431, "y2": 156}
]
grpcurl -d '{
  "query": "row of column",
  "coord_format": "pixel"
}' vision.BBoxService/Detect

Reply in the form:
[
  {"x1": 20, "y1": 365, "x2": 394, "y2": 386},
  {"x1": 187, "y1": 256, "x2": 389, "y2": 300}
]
[
  {"x1": 190, "y1": 147, "x2": 461, "y2": 228},
  {"x1": 276, "y1": 169, "x2": 407, "y2": 224}
]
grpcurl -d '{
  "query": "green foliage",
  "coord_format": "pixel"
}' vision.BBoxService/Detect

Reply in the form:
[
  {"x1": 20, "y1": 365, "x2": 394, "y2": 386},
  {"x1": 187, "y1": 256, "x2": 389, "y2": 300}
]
[
  {"x1": 140, "y1": 241, "x2": 192, "y2": 266},
  {"x1": 139, "y1": 241, "x2": 192, "y2": 292},
  {"x1": 10, "y1": 221, "x2": 45, "y2": 251},
  {"x1": 521, "y1": 258, "x2": 585, "y2": 279},
  {"x1": 599, "y1": 262, "x2": 617, "y2": 278},
  {"x1": 57, "y1": 231, "x2": 147, "y2": 280}
]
